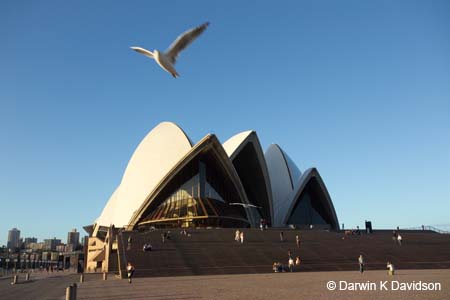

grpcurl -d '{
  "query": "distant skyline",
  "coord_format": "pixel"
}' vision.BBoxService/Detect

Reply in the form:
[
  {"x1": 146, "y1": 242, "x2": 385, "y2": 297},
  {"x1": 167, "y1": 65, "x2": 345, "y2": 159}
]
[
  {"x1": 1, "y1": 0, "x2": 449, "y2": 244},
  {"x1": 4, "y1": 226, "x2": 77, "y2": 247}
]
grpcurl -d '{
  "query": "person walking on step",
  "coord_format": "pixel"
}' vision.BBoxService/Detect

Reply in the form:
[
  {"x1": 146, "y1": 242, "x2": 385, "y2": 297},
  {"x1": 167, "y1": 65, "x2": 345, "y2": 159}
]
[
  {"x1": 358, "y1": 254, "x2": 365, "y2": 273},
  {"x1": 386, "y1": 261, "x2": 395, "y2": 276},
  {"x1": 288, "y1": 256, "x2": 295, "y2": 272},
  {"x1": 296, "y1": 234, "x2": 300, "y2": 248},
  {"x1": 397, "y1": 234, "x2": 402, "y2": 246},
  {"x1": 127, "y1": 236, "x2": 132, "y2": 250},
  {"x1": 240, "y1": 231, "x2": 244, "y2": 244},
  {"x1": 235, "y1": 229, "x2": 240, "y2": 242},
  {"x1": 126, "y1": 262, "x2": 135, "y2": 283}
]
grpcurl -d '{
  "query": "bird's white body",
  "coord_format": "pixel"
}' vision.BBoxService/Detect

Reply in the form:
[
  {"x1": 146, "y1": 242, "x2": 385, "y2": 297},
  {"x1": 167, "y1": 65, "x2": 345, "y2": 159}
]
[
  {"x1": 229, "y1": 203, "x2": 262, "y2": 209},
  {"x1": 131, "y1": 22, "x2": 209, "y2": 78},
  {"x1": 153, "y1": 50, "x2": 179, "y2": 78}
]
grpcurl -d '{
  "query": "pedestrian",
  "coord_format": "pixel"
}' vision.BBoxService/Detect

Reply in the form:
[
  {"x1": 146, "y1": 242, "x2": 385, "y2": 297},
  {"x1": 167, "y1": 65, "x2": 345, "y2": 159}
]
[
  {"x1": 288, "y1": 257, "x2": 294, "y2": 272},
  {"x1": 126, "y1": 262, "x2": 135, "y2": 283},
  {"x1": 287, "y1": 249, "x2": 292, "y2": 259},
  {"x1": 143, "y1": 243, "x2": 152, "y2": 252},
  {"x1": 273, "y1": 262, "x2": 282, "y2": 273},
  {"x1": 240, "y1": 231, "x2": 244, "y2": 244},
  {"x1": 272, "y1": 262, "x2": 278, "y2": 273},
  {"x1": 386, "y1": 261, "x2": 395, "y2": 276},
  {"x1": 279, "y1": 231, "x2": 284, "y2": 242},
  {"x1": 127, "y1": 236, "x2": 132, "y2": 250},
  {"x1": 296, "y1": 234, "x2": 300, "y2": 248},
  {"x1": 295, "y1": 256, "x2": 301, "y2": 266},
  {"x1": 358, "y1": 254, "x2": 364, "y2": 273},
  {"x1": 397, "y1": 234, "x2": 402, "y2": 246},
  {"x1": 235, "y1": 229, "x2": 240, "y2": 242}
]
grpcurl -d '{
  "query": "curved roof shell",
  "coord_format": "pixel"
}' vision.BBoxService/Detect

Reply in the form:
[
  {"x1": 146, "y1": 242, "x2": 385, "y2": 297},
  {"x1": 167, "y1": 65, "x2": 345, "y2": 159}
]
[
  {"x1": 128, "y1": 133, "x2": 254, "y2": 228},
  {"x1": 96, "y1": 122, "x2": 192, "y2": 227},
  {"x1": 284, "y1": 168, "x2": 339, "y2": 230},
  {"x1": 223, "y1": 131, "x2": 273, "y2": 223},
  {"x1": 94, "y1": 122, "x2": 339, "y2": 231},
  {"x1": 265, "y1": 144, "x2": 302, "y2": 226}
]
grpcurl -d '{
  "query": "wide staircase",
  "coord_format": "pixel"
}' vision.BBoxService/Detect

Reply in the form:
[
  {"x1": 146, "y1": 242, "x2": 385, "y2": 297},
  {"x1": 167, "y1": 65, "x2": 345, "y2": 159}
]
[{"x1": 114, "y1": 228, "x2": 450, "y2": 277}]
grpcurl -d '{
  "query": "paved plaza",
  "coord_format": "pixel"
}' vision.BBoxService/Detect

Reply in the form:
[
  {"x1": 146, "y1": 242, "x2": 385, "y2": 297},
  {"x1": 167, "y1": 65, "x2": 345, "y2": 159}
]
[
  {"x1": 0, "y1": 271, "x2": 79, "y2": 299},
  {"x1": 1, "y1": 269, "x2": 449, "y2": 299}
]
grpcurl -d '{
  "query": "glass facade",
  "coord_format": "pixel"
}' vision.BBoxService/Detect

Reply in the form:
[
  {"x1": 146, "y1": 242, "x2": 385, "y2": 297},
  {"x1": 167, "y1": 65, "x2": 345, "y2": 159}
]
[{"x1": 138, "y1": 159, "x2": 249, "y2": 229}]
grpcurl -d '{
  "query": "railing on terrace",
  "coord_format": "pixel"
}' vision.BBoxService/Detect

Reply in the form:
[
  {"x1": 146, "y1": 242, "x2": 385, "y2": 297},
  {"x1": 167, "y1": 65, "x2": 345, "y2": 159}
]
[{"x1": 404, "y1": 225, "x2": 450, "y2": 234}]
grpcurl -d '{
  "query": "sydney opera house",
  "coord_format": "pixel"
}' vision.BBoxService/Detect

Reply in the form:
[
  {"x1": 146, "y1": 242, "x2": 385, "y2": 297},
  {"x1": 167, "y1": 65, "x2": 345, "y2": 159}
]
[
  {"x1": 90, "y1": 122, "x2": 339, "y2": 234},
  {"x1": 83, "y1": 122, "x2": 450, "y2": 276},
  {"x1": 85, "y1": 121, "x2": 339, "y2": 272}
]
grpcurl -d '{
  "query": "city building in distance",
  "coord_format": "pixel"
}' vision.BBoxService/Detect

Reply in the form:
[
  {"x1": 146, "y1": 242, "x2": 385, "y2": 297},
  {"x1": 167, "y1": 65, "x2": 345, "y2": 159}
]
[
  {"x1": 7, "y1": 228, "x2": 20, "y2": 249},
  {"x1": 43, "y1": 238, "x2": 62, "y2": 251},
  {"x1": 67, "y1": 229, "x2": 79, "y2": 247}
]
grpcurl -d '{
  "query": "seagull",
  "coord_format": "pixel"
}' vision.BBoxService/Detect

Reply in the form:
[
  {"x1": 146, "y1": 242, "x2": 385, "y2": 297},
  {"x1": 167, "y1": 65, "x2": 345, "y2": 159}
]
[
  {"x1": 131, "y1": 22, "x2": 209, "y2": 78},
  {"x1": 229, "y1": 203, "x2": 262, "y2": 209}
]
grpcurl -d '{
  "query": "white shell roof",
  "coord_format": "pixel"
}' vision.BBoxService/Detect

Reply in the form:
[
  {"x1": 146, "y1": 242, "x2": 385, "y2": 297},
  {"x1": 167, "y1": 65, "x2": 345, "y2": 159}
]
[
  {"x1": 95, "y1": 122, "x2": 336, "y2": 230},
  {"x1": 96, "y1": 122, "x2": 192, "y2": 227},
  {"x1": 223, "y1": 130, "x2": 274, "y2": 223},
  {"x1": 283, "y1": 151, "x2": 302, "y2": 188},
  {"x1": 223, "y1": 130, "x2": 253, "y2": 158},
  {"x1": 265, "y1": 144, "x2": 302, "y2": 226}
]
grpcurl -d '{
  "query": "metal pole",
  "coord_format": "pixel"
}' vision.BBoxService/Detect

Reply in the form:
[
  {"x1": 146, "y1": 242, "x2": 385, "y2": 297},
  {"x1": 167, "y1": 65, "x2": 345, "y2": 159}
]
[
  {"x1": 72, "y1": 283, "x2": 77, "y2": 300},
  {"x1": 65, "y1": 285, "x2": 73, "y2": 300},
  {"x1": 80, "y1": 273, "x2": 84, "y2": 283},
  {"x1": 25, "y1": 272, "x2": 30, "y2": 281}
]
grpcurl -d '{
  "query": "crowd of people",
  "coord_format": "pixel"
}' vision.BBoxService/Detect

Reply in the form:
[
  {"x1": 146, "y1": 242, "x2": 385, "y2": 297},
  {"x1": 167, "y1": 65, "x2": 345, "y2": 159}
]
[
  {"x1": 142, "y1": 243, "x2": 152, "y2": 252},
  {"x1": 357, "y1": 228, "x2": 405, "y2": 276},
  {"x1": 124, "y1": 226, "x2": 406, "y2": 279},
  {"x1": 234, "y1": 229, "x2": 245, "y2": 243},
  {"x1": 259, "y1": 218, "x2": 269, "y2": 231},
  {"x1": 273, "y1": 256, "x2": 301, "y2": 272}
]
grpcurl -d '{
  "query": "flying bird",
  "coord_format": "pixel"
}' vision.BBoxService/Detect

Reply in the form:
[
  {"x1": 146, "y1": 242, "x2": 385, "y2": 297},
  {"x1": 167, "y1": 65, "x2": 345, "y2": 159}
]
[
  {"x1": 131, "y1": 22, "x2": 209, "y2": 78},
  {"x1": 229, "y1": 203, "x2": 262, "y2": 209}
]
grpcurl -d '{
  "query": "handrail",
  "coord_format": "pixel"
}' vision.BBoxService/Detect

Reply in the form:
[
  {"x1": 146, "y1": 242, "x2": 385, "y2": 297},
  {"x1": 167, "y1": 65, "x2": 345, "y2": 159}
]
[{"x1": 403, "y1": 226, "x2": 450, "y2": 234}]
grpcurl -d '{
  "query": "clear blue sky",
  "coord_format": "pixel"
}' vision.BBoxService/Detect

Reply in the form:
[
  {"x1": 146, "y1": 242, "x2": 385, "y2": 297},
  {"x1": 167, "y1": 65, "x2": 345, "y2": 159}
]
[{"x1": 1, "y1": 0, "x2": 449, "y2": 245}]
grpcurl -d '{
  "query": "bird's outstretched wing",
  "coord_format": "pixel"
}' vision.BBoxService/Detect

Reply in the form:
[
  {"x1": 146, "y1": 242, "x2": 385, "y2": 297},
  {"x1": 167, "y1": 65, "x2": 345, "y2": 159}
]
[
  {"x1": 229, "y1": 203, "x2": 262, "y2": 208},
  {"x1": 166, "y1": 22, "x2": 209, "y2": 64},
  {"x1": 130, "y1": 47, "x2": 154, "y2": 59},
  {"x1": 247, "y1": 204, "x2": 262, "y2": 208}
]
